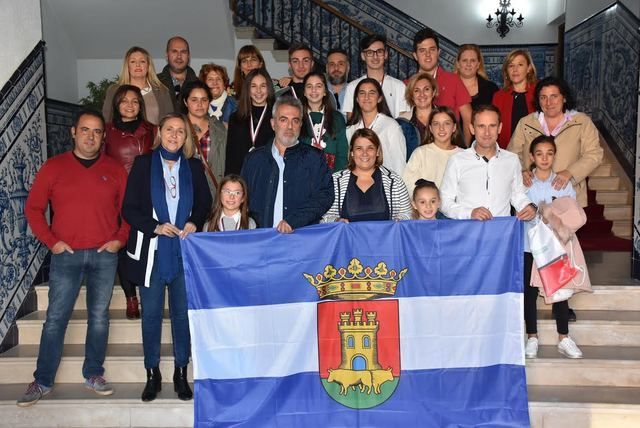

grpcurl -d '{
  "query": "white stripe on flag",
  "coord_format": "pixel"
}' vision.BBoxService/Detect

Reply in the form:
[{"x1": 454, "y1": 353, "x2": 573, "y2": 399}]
[{"x1": 190, "y1": 293, "x2": 523, "y2": 380}]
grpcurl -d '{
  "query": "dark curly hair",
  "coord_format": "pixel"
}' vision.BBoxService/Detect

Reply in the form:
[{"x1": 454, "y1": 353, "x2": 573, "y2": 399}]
[{"x1": 533, "y1": 76, "x2": 576, "y2": 113}]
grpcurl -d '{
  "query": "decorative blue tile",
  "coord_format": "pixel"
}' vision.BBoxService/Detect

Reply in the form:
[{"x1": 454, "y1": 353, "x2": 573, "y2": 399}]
[{"x1": 0, "y1": 42, "x2": 48, "y2": 343}]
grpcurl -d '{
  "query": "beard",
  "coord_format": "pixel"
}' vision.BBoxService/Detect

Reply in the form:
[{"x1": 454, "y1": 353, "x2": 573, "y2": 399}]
[{"x1": 328, "y1": 73, "x2": 347, "y2": 86}]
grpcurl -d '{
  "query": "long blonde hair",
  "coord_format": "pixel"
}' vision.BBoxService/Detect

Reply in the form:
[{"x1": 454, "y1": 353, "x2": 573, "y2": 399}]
[
  {"x1": 501, "y1": 49, "x2": 537, "y2": 90},
  {"x1": 454, "y1": 44, "x2": 489, "y2": 80},
  {"x1": 152, "y1": 113, "x2": 196, "y2": 159},
  {"x1": 117, "y1": 46, "x2": 164, "y2": 89}
]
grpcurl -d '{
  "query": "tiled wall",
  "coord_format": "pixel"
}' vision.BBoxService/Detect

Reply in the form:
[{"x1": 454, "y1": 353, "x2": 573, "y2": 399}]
[{"x1": 0, "y1": 42, "x2": 48, "y2": 343}]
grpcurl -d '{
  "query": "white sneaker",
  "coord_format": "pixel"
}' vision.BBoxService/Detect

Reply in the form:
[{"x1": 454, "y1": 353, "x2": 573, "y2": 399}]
[
  {"x1": 558, "y1": 337, "x2": 583, "y2": 359},
  {"x1": 525, "y1": 337, "x2": 539, "y2": 359}
]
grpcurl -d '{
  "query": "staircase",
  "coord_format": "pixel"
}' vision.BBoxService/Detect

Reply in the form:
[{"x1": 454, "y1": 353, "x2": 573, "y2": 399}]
[{"x1": 0, "y1": 252, "x2": 637, "y2": 427}]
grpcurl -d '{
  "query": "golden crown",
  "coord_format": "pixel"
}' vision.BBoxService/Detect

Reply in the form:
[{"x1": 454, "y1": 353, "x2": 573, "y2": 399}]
[{"x1": 303, "y1": 258, "x2": 408, "y2": 300}]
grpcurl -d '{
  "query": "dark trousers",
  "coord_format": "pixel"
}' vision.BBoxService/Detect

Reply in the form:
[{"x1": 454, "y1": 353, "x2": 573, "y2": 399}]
[
  {"x1": 523, "y1": 252, "x2": 569, "y2": 335},
  {"x1": 117, "y1": 248, "x2": 136, "y2": 298}
]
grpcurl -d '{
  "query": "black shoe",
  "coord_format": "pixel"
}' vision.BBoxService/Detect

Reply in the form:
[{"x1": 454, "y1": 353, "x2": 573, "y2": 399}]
[
  {"x1": 173, "y1": 366, "x2": 193, "y2": 401},
  {"x1": 141, "y1": 367, "x2": 161, "y2": 402},
  {"x1": 568, "y1": 308, "x2": 577, "y2": 322}
]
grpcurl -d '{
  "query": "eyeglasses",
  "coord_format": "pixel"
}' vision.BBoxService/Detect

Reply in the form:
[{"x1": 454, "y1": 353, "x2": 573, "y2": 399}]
[
  {"x1": 221, "y1": 189, "x2": 243, "y2": 197},
  {"x1": 363, "y1": 48, "x2": 385, "y2": 58},
  {"x1": 166, "y1": 175, "x2": 177, "y2": 198}
]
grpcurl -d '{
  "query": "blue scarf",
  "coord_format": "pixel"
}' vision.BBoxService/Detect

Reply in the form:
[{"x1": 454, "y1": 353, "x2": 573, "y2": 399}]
[{"x1": 150, "y1": 147, "x2": 193, "y2": 281}]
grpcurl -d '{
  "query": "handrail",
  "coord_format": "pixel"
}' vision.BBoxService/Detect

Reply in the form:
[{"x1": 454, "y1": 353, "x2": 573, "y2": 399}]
[{"x1": 308, "y1": 0, "x2": 413, "y2": 59}]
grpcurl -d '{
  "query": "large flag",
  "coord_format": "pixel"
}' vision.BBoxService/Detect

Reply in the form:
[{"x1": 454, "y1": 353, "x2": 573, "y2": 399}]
[{"x1": 182, "y1": 218, "x2": 530, "y2": 427}]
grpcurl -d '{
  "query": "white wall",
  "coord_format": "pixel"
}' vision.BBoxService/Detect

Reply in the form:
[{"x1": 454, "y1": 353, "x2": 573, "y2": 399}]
[
  {"x1": 41, "y1": 0, "x2": 78, "y2": 102},
  {"x1": 565, "y1": 0, "x2": 640, "y2": 29},
  {"x1": 547, "y1": 0, "x2": 566, "y2": 23},
  {"x1": 0, "y1": 0, "x2": 42, "y2": 86},
  {"x1": 393, "y1": 0, "x2": 560, "y2": 44}
]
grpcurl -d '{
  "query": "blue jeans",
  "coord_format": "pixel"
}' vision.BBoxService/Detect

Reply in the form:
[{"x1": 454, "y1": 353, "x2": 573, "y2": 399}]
[
  {"x1": 34, "y1": 249, "x2": 117, "y2": 387},
  {"x1": 139, "y1": 259, "x2": 190, "y2": 369}
]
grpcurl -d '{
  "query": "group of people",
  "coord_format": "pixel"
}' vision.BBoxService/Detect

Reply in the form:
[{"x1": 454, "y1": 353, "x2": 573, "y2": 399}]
[{"x1": 18, "y1": 27, "x2": 603, "y2": 407}]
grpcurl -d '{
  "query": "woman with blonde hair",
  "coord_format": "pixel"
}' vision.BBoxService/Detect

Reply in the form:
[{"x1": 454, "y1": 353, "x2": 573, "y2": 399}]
[
  {"x1": 123, "y1": 113, "x2": 212, "y2": 403},
  {"x1": 103, "y1": 46, "x2": 174, "y2": 125},
  {"x1": 492, "y1": 49, "x2": 537, "y2": 148},
  {"x1": 399, "y1": 72, "x2": 438, "y2": 142},
  {"x1": 455, "y1": 44, "x2": 498, "y2": 109}
]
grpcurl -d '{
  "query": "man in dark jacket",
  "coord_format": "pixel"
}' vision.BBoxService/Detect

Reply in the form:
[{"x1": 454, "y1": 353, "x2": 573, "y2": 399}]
[
  {"x1": 241, "y1": 96, "x2": 334, "y2": 232},
  {"x1": 157, "y1": 36, "x2": 198, "y2": 109}
]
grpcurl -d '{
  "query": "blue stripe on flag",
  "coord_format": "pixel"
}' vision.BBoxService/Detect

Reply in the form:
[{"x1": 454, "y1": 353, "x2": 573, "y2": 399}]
[
  {"x1": 193, "y1": 365, "x2": 530, "y2": 427},
  {"x1": 182, "y1": 217, "x2": 524, "y2": 310}
]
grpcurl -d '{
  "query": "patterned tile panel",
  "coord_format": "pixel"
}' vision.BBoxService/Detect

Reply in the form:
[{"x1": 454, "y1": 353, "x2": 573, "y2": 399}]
[{"x1": 0, "y1": 42, "x2": 48, "y2": 343}]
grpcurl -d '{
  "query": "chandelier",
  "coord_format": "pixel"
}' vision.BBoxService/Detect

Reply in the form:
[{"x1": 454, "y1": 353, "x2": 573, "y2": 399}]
[{"x1": 486, "y1": 0, "x2": 524, "y2": 38}]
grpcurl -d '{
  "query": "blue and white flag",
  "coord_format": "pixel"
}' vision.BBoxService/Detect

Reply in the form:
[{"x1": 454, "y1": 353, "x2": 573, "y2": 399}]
[{"x1": 182, "y1": 218, "x2": 530, "y2": 427}]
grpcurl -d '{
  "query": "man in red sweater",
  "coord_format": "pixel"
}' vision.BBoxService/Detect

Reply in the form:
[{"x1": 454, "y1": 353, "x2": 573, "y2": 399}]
[{"x1": 18, "y1": 110, "x2": 129, "y2": 407}]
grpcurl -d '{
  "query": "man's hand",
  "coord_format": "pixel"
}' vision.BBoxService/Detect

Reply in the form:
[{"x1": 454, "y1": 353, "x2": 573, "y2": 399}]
[
  {"x1": 470, "y1": 207, "x2": 493, "y2": 221},
  {"x1": 278, "y1": 76, "x2": 293, "y2": 88},
  {"x1": 179, "y1": 222, "x2": 197, "y2": 239},
  {"x1": 522, "y1": 170, "x2": 534, "y2": 187},
  {"x1": 97, "y1": 240, "x2": 122, "y2": 253},
  {"x1": 276, "y1": 220, "x2": 293, "y2": 234},
  {"x1": 51, "y1": 241, "x2": 74, "y2": 254},
  {"x1": 337, "y1": 218, "x2": 350, "y2": 223},
  {"x1": 154, "y1": 223, "x2": 181, "y2": 237},
  {"x1": 552, "y1": 170, "x2": 573, "y2": 190},
  {"x1": 516, "y1": 204, "x2": 537, "y2": 221}
]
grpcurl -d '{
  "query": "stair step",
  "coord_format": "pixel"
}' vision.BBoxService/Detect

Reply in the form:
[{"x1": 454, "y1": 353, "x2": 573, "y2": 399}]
[
  {"x1": 534, "y1": 310, "x2": 640, "y2": 347},
  {"x1": 604, "y1": 205, "x2": 633, "y2": 220},
  {"x1": 0, "y1": 383, "x2": 193, "y2": 427},
  {"x1": 525, "y1": 346, "x2": 640, "y2": 387},
  {"x1": 0, "y1": 344, "x2": 190, "y2": 384},
  {"x1": 252, "y1": 37, "x2": 275, "y2": 51},
  {"x1": 35, "y1": 285, "x2": 168, "y2": 311},
  {"x1": 612, "y1": 220, "x2": 633, "y2": 238},
  {"x1": 234, "y1": 26, "x2": 255, "y2": 39},
  {"x1": 528, "y1": 385, "x2": 640, "y2": 427},
  {"x1": 595, "y1": 190, "x2": 629, "y2": 205},
  {"x1": 589, "y1": 163, "x2": 613, "y2": 177},
  {"x1": 16, "y1": 311, "x2": 173, "y2": 345},
  {"x1": 589, "y1": 176, "x2": 620, "y2": 191},
  {"x1": 536, "y1": 286, "x2": 640, "y2": 311}
]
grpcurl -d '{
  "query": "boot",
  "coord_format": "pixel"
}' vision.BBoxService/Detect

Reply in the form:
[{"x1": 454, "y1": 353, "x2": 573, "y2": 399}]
[
  {"x1": 173, "y1": 366, "x2": 193, "y2": 401},
  {"x1": 141, "y1": 367, "x2": 161, "y2": 402},
  {"x1": 126, "y1": 296, "x2": 140, "y2": 320}
]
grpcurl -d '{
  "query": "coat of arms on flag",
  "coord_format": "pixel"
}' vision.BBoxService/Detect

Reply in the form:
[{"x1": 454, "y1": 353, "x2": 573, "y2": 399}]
[{"x1": 305, "y1": 258, "x2": 405, "y2": 408}]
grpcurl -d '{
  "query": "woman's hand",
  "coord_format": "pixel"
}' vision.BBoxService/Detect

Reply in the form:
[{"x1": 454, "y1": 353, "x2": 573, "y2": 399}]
[
  {"x1": 154, "y1": 223, "x2": 181, "y2": 237},
  {"x1": 552, "y1": 170, "x2": 573, "y2": 190},
  {"x1": 337, "y1": 218, "x2": 350, "y2": 223},
  {"x1": 180, "y1": 222, "x2": 197, "y2": 239}
]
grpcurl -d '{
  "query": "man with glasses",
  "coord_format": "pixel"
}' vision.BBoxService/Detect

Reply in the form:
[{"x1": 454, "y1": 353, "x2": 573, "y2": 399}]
[
  {"x1": 18, "y1": 110, "x2": 129, "y2": 407},
  {"x1": 158, "y1": 36, "x2": 198, "y2": 109},
  {"x1": 342, "y1": 34, "x2": 409, "y2": 119}
]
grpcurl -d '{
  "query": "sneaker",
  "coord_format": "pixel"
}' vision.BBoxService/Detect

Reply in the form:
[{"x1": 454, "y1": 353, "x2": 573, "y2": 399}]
[
  {"x1": 16, "y1": 381, "x2": 51, "y2": 407},
  {"x1": 84, "y1": 375, "x2": 114, "y2": 396},
  {"x1": 558, "y1": 337, "x2": 583, "y2": 359},
  {"x1": 525, "y1": 337, "x2": 539, "y2": 359}
]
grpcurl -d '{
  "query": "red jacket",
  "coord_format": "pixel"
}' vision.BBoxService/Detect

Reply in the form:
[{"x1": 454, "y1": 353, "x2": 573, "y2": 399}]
[
  {"x1": 25, "y1": 152, "x2": 130, "y2": 250},
  {"x1": 492, "y1": 83, "x2": 536, "y2": 149},
  {"x1": 104, "y1": 121, "x2": 156, "y2": 173}
]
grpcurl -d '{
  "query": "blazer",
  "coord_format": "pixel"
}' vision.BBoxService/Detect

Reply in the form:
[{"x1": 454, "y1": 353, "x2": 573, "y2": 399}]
[{"x1": 122, "y1": 153, "x2": 212, "y2": 287}]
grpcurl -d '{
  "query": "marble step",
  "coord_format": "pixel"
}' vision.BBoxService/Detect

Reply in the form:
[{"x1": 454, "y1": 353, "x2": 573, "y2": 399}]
[
  {"x1": 233, "y1": 26, "x2": 255, "y2": 39},
  {"x1": 588, "y1": 176, "x2": 620, "y2": 191},
  {"x1": 0, "y1": 383, "x2": 193, "y2": 427},
  {"x1": 525, "y1": 345, "x2": 640, "y2": 387},
  {"x1": 16, "y1": 310, "x2": 172, "y2": 345},
  {"x1": 35, "y1": 283, "x2": 640, "y2": 313},
  {"x1": 612, "y1": 220, "x2": 633, "y2": 238},
  {"x1": 0, "y1": 383, "x2": 638, "y2": 428},
  {"x1": 595, "y1": 189, "x2": 629, "y2": 205},
  {"x1": 528, "y1": 385, "x2": 640, "y2": 427},
  {"x1": 534, "y1": 310, "x2": 640, "y2": 347},
  {"x1": 589, "y1": 163, "x2": 613, "y2": 177},
  {"x1": 604, "y1": 205, "x2": 633, "y2": 221},
  {"x1": 0, "y1": 344, "x2": 191, "y2": 384}
]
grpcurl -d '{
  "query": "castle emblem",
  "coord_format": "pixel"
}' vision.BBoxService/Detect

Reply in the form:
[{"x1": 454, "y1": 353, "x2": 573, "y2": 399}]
[{"x1": 305, "y1": 258, "x2": 406, "y2": 409}]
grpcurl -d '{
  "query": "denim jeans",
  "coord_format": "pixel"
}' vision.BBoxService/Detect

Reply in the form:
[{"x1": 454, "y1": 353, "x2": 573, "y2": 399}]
[
  {"x1": 139, "y1": 258, "x2": 190, "y2": 369},
  {"x1": 34, "y1": 249, "x2": 117, "y2": 387}
]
